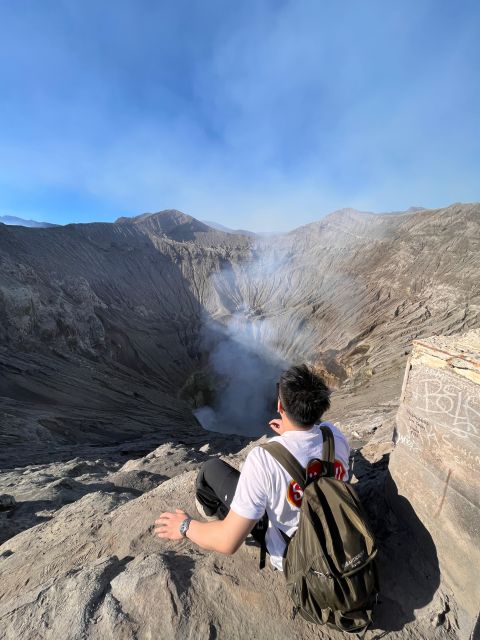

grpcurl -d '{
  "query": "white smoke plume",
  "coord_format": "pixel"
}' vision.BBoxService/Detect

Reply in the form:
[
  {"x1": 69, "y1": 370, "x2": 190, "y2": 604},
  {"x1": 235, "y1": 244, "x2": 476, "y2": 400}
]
[
  {"x1": 194, "y1": 245, "x2": 332, "y2": 436},
  {"x1": 194, "y1": 310, "x2": 288, "y2": 436}
]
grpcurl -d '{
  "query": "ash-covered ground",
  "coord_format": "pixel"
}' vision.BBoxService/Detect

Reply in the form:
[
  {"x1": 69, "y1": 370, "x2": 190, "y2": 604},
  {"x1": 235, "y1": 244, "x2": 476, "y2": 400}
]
[{"x1": 1, "y1": 204, "x2": 479, "y2": 638}]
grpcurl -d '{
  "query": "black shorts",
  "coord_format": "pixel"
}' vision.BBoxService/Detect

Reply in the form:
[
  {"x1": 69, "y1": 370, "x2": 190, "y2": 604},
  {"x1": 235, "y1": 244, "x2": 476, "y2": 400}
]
[{"x1": 195, "y1": 458, "x2": 267, "y2": 545}]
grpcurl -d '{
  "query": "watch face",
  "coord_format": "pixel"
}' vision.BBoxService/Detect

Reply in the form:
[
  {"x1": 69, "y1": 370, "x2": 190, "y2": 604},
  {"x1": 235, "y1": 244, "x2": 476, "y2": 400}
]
[{"x1": 180, "y1": 517, "x2": 191, "y2": 536}]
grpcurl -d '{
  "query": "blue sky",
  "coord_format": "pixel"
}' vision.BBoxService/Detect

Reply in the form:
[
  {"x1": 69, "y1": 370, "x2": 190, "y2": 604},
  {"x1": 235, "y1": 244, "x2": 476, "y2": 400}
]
[{"x1": 0, "y1": 1, "x2": 479, "y2": 231}]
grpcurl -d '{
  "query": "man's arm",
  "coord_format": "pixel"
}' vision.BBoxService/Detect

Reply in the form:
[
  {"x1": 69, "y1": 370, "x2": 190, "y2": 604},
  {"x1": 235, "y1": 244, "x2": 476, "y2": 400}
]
[
  {"x1": 156, "y1": 447, "x2": 269, "y2": 554},
  {"x1": 154, "y1": 508, "x2": 257, "y2": 555}
]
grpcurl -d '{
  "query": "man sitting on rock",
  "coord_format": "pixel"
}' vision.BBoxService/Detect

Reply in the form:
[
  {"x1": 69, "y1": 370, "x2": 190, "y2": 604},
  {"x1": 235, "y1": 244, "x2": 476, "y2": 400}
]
[{"x1": 154, "y1": 364, "x2": 350, "y2": 570}]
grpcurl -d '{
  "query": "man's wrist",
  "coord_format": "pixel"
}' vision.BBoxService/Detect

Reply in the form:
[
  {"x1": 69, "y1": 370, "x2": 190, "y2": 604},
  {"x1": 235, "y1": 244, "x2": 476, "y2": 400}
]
[{"x1": 179, "y1": 516, "x2": 192, "y2": 537}]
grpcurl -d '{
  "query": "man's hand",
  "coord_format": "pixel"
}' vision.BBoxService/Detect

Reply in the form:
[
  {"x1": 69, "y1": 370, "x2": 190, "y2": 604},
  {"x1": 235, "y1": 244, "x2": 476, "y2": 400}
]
[
  {"x1": 154, "y1": 509, "x2": 188, "y2": 541},
  {"x1": 269, "y1": 416, "x2": 284, "y2": 434},
  {"x1": 153, "y1": 508, "x2": 257, "y2": 555}
]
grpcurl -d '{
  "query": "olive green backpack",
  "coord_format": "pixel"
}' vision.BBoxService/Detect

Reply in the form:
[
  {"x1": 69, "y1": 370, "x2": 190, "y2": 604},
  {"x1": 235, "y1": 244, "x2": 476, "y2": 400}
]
[{"x1": 260, "y1": 426, "x2": 379, "y2": 635}]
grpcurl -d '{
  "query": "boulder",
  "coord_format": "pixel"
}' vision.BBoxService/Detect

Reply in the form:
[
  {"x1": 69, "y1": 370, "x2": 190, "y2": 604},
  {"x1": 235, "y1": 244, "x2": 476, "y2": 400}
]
[
  {"x1": 389, "y1": 330, "x2": 480, "y2": 636},
  {"x1": 0, "y1": 495, "x2": 16, "y2": 510}
]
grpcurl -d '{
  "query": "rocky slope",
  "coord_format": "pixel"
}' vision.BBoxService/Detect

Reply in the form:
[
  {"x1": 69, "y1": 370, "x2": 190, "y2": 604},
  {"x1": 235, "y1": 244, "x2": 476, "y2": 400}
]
[
  {"x1": 0, "y1": 406, "x2": 462, "y2": 639},
  {"x1": 1, "y1": 203, "x2": 478, "y2": 467},
  {"x1": 0, "y1": 203, "x2": 479, "y2": 638}
]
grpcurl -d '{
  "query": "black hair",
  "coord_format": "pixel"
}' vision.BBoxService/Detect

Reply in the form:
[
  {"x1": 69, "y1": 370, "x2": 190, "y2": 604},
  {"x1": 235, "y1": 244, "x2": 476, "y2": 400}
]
[{"x1": 278, "y1": 364, "x2": 331, "y2": 427}]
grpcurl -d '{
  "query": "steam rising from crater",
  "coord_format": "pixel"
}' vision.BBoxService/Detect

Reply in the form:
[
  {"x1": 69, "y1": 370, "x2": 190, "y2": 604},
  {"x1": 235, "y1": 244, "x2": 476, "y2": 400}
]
[
  {"x1": 194, "y1": 311, "x2": 288, "y2": 435},
  {"x1": 194, "y1": 247, "x2": 327, "y2": 435}
]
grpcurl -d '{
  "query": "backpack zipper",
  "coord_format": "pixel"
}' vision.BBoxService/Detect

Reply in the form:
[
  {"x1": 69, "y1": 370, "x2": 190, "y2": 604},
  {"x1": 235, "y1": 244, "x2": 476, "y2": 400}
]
[{"x1": 309, "y1": 568, "x2": 333, "y2": 579}]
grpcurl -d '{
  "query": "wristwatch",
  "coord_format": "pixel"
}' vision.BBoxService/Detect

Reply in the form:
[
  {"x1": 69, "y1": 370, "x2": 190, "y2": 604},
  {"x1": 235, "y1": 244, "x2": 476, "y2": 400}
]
[{"x1": 179, "y1": 516, "x2": 192, "y2": 538}]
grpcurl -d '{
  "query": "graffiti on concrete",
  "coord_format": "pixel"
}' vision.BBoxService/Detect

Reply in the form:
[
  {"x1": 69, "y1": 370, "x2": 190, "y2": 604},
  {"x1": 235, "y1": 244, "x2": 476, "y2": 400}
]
[
  {"x1": 396, "y1": 366, "x2": 480, "y2": 473},
  {"x1": 408, "y1": 367, "x2": 479, "y2": 438}
]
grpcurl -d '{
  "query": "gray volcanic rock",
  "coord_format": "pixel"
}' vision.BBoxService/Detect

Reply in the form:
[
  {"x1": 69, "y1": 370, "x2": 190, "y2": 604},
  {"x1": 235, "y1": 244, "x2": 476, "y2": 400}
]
[
  {"x1": 389, "y1": 330, "x2": 480, "y2": 636},
  {"x1": 0, "y1": 202, "x2": 479, "y2": 638},
  {"x1": 1, "y1": 202, "x2": 479, "y2": 467},
  {"x1": 115, "y1": 208, "x2": 251, "y2": 245},
  {"x1": 0, "y1": 456, "x2": 122, "y2": 544},
  {"x1": 0, "y1": 494, "x2": 16, "y2": 509},
  {"x1": 0, "y1": 408, "x2": 463, "y2": 639},
  {"x1": 0, "y1": 209, "x2": 256, "y2": 465},
  {"x1": 0, "y1": 439, "x2": 233, "y2": 545}
]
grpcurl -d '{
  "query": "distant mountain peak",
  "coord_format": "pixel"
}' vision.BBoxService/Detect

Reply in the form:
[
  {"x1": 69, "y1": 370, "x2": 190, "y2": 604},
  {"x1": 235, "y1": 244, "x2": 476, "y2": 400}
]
[
  {"x1": 0, "y1": 215, "x2": 57, "y2": 228},
  {"x1": 331, "y1": 207, "x2": 372, "y2": 215},
  {"x1": 116, "y1": 209, "x2": 211, "y2": 234},
  {"x1": 202, "y1": 220, "x2": 257, "y2": 237},
  {"x1": 116, "y1": 209, "x2": 198, "y2": 225}
]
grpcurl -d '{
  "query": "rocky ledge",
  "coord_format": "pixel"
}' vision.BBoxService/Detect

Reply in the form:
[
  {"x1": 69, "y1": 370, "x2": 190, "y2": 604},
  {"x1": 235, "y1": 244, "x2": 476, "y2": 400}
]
[{"x1": 0, "y1": 400, "x2": 463, "y2": 640}]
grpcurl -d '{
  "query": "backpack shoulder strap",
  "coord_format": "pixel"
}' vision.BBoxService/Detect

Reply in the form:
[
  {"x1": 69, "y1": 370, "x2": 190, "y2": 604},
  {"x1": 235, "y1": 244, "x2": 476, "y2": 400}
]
[
  {"x1": 262, "y1": 426, "x2": 337, "y2": 482},
  {"x1": 257, "y1": 442, "x2": 301, "y2": 570},
  {"x1": 319, "y1": 424, "x2": 335, "y2": 464},
  {"x1": 259, "y1": 441, "x2": 306, "y2": 489}
]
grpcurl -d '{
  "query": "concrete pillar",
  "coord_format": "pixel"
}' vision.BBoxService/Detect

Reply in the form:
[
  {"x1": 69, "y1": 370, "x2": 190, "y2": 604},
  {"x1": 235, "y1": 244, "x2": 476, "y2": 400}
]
[{"x1": 389, "y1": 330, "x2": 480, "y2": 637}]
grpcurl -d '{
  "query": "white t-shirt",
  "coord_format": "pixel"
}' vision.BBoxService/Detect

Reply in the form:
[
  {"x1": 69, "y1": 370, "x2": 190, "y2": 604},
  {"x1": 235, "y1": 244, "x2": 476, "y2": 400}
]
[{"x1": 230, "y1": 421, "x2": 350, "y2": 570}]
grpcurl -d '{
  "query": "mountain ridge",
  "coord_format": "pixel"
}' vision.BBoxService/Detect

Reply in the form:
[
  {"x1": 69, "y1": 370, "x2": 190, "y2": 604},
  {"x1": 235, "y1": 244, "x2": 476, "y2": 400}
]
[
  {"x1": 0, "y1": 200, "x2": 478, "y2": 465},
  {"x1": 0, "y1": 215, "x2": 57, "y2": 228}
]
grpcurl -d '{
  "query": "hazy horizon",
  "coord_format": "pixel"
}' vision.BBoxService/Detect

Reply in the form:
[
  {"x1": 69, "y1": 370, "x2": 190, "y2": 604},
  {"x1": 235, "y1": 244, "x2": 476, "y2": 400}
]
[{"x1": 0, "y1": 201, "x2": 439, "y2": 233}]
